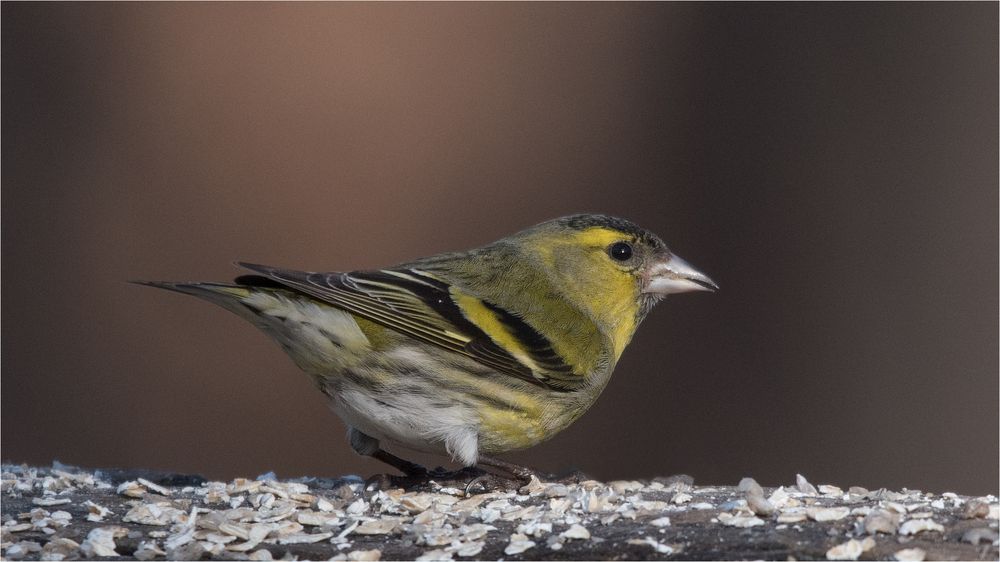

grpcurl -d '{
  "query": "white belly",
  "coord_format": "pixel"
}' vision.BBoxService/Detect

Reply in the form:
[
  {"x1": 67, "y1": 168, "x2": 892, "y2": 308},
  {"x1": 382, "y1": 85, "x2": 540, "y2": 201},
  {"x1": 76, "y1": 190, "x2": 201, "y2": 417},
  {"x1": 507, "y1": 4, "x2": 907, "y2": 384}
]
[
  {"x1": 233, "y1": 291, "x2": 483, "y2": 466},
  {"x1": 329, "y1": 383, "x2": 481, "y2": 466}
]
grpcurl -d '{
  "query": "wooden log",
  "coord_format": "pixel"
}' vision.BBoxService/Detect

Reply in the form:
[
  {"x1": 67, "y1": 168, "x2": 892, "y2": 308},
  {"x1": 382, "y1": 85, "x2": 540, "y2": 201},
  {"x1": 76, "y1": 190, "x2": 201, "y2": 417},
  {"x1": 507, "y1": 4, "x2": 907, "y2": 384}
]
[{"x1": 1, "y1": 465, "x2": 996, "y2": 561}]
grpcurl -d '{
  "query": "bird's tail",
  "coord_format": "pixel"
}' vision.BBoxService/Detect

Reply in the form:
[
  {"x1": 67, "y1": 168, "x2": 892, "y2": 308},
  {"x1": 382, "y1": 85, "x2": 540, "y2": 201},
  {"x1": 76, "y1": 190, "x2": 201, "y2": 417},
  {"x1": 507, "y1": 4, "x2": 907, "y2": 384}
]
[
  {"x1": 131, "y1": 280, "x2": 255, "y2": 312},
  {"x1": 131, "y1": 278, "x2": 313, "y2": 346},
  {"x1": 133, "y1": 277, "x2": 370, "y2": 376},
  {"x1": 130, "y1": 279, "x2": 298, "y2": 329}
]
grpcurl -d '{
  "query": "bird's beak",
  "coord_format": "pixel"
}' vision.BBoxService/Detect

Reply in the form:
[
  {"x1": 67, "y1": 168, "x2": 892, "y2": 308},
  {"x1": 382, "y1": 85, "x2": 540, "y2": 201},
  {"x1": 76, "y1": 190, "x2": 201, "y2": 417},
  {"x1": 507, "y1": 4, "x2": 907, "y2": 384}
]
[{"x1": 643, "y1": 253, "x2": 719, "y2": 294}]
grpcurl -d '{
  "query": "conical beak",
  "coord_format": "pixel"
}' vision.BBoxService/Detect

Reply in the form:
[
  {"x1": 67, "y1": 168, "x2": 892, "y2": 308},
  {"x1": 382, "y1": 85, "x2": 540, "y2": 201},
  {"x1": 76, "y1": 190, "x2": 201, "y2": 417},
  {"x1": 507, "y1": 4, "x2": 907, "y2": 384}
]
[{"x1": 643, "y1": 253, "x2": 719, "y2": 295}]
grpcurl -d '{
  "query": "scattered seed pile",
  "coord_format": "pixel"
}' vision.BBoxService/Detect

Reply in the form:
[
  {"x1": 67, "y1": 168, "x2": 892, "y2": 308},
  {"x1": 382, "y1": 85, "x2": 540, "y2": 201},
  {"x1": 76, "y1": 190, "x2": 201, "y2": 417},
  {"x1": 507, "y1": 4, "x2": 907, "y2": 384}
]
[{"x1": 1, "y1": 465, "x2": 997, "y2": 561}]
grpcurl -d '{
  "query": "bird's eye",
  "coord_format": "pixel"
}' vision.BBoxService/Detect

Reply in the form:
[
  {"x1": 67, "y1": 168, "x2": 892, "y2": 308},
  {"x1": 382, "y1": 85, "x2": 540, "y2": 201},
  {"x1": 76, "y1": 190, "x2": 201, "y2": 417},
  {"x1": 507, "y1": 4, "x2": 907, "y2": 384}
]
[{"x1": 608, "y1": 242, "x2": 633, "y2": 261}]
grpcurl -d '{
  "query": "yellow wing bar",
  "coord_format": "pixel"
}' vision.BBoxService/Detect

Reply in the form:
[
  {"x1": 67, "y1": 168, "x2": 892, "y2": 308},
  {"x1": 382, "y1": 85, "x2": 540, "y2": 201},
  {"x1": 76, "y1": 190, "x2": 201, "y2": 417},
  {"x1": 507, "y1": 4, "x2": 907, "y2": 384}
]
[{"x1": 236, "y1": 263, "x2": 580, "y2": 391}]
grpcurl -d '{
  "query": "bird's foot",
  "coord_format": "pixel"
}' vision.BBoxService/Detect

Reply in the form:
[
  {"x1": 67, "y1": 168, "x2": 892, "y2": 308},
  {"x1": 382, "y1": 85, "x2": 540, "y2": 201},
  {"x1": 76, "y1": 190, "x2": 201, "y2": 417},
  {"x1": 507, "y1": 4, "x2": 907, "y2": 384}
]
[
  {"x1": 471, "y1": 461, "x2": 593, "y2": 493},
  {"x1": 363, "y1": 452, "x2": 589, "y2": 495},
  {"x1": 474, "y1": 455, "x2": 591, "y2": 487},
  {"x1": 363, "y1": 465, "x2": 533, "y2": 495},
  {"x1": 412, "y1": 466, "x2": 531, "y2": 494},
  {"x1": 551, "y1": 468, "x2": 590, "y2": 484},
  {"x1": 464, "y1": 471, "x2": 529, "y2": 495},
  {"x1": 362, "y1": 461, "x2": 431, "y2": 494},
  {"x1": 363, "y1": 466, "x2": 483, "y2": 493}
]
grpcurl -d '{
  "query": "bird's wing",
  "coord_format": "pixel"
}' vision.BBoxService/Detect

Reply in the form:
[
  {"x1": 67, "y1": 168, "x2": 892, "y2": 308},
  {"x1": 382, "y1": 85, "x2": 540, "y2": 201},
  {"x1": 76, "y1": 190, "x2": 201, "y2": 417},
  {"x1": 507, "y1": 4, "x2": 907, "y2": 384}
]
[{"x1": 236, "y1": 263, "x2": 579, "y2": 391}]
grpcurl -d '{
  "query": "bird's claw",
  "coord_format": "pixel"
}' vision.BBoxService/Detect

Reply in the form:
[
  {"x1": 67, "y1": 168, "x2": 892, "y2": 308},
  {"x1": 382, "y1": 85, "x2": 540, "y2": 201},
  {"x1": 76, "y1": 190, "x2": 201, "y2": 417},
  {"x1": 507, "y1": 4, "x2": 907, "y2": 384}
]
[
  {"x1": 362, "y1": 462, "x2": 432, "y2": 496},
  {"x1": 464, "y1": 472, "x2": 527, "y2": 495},
  {"x1": 363, "y1": 465, "x2": 534, "y2": 495}
]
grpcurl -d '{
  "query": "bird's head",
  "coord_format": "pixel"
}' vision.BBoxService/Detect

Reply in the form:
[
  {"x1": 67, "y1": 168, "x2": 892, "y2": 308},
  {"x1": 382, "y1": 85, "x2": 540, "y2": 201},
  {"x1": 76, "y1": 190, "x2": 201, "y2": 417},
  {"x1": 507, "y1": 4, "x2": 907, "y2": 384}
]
[{"x1": 517, "y1": 214, "x2": 717, "y2": 356}]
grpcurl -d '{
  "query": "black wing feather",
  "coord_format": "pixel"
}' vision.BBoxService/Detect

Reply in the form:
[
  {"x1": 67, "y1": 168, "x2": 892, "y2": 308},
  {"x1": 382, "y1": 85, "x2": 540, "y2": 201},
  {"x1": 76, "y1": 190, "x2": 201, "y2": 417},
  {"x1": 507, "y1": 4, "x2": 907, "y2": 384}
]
[{"x1": 235, "y1": 262, "x2": 573, "y2": 390}]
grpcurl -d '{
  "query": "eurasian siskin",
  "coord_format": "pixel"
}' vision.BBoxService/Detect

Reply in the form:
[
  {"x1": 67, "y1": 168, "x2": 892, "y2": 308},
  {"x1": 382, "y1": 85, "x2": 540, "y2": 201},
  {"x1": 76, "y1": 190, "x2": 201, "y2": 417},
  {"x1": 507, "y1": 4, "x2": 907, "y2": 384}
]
[{"x1": 139, "y1": 214, "x2": 716, "y2": 481}]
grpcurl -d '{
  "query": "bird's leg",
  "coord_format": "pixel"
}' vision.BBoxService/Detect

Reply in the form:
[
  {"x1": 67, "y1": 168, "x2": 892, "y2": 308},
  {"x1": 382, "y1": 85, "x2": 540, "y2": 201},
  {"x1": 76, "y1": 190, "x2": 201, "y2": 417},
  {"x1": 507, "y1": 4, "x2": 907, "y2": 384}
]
[
  {"x1": 370, "y1": 449, "x2": 428, "y2": 478},
  {"x1": 460, "y1": 455, "x2": 544, "y2": 494},
  {"x1": 362, "y1": 449, "x2": 439, "y2": 494},
  {"x1": 476, "y1": 454, "x2": 536, "y2": 482},
  {"x1": 351, "y1": 429, "x2": 568, "y2": 494},
  {"x1": 366, "y1": 454, "x2": 488, "y2": 493},
  {"x1": 350, "y1": 427, "x2": 426, "y2": 476},
  {"x1": 351, "y1": 428, "x2": 487, "y2": 492},
  {"x1": 472, "y1": 455, "x2": 590, "y2": 490},
  {"x1": 476, "y1": 455, "x2": 541, "y2": 484},
  {"x1": 350, "y1": 427, "x2": 430, "y2": 492}
]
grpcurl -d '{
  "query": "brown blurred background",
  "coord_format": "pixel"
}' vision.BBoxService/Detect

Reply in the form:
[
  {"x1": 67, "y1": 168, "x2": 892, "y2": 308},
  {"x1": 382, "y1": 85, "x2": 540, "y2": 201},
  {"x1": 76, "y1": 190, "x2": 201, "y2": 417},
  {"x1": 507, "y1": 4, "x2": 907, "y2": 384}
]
[{"x1": 3, "y1": 3, "x2": 997, "y2": 495}]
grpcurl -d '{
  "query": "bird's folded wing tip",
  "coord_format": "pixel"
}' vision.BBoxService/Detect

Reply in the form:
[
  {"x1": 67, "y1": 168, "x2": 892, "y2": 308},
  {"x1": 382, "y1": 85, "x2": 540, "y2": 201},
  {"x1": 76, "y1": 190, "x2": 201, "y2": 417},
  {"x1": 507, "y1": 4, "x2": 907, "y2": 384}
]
[{"x1": 235, "y1": 261, "x2": 269, "y2": 272}]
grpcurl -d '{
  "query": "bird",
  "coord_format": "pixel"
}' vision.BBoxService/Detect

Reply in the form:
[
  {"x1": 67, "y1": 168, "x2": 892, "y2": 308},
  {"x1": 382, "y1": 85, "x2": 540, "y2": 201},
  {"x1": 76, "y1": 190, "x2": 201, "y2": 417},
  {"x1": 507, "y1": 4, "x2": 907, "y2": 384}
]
[{"x1": 137, "y1": 214, "x2": 717, "y2": 485}]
